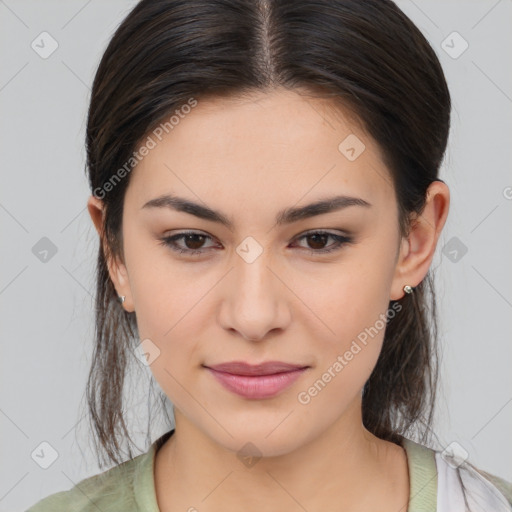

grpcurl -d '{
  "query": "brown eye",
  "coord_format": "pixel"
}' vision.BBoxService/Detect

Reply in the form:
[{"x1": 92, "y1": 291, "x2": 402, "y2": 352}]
[
  {"x1": 159, "y1": 231, "x2": 217, "y2": 256},
  {"x1": 159, "y1": 230, "x2": 352, "y2": 257},
  {"x1": 180, "y1": 233, "x2": 208, "y2": 250},
  {"x1": 305, "y1": 233, "x2": 329, "y2": 250},
  {"x1": 293, "y1": 231, "x2": 352, "y2": 254}
]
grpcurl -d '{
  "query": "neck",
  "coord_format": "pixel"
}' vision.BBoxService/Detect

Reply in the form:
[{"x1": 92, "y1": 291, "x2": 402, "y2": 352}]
[{"x1": 154, "y1": 398, "x2": 409, "y2": 512}]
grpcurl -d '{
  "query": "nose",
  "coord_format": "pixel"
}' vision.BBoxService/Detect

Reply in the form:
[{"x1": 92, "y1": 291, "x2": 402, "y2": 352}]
[{"x1": 218, "y1": 249, "x2": 291, "y2": 342}]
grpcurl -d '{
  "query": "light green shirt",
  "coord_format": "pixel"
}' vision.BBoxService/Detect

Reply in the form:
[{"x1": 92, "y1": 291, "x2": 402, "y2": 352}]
[{"x1": 26, "y1": 430, "x2": 512, "y2": 511}]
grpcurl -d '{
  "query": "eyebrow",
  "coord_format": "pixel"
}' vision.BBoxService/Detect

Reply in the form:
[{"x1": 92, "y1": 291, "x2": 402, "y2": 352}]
[{"x1": 141, "y1": 193, "x2": 371, "y2": 230}]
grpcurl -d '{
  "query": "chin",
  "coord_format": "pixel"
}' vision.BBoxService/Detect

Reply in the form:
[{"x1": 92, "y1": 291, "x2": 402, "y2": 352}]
[{"x1": 204, "y1": 421, "x2": 307, "y2": 460}]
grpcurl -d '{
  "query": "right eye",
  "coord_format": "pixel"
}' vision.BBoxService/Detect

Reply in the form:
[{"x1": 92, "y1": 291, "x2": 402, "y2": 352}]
[{"x1": 158, "y1": 231, "x2": 219, "y2": 256}]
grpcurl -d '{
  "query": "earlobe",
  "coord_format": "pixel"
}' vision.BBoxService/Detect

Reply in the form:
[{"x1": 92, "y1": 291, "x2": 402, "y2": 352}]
[
  {"x1": 390, "y1": 181, "x2": 450, "y2": 300},
  {"x1": 390, "y1": 237, "x2": 413, "y2": 300},
  {"x1": 87, "y1": 195, "x2": 133, "y2": 311},
  {"x1": 108, "y1": 258, "x2": 134, "y2": 312}
]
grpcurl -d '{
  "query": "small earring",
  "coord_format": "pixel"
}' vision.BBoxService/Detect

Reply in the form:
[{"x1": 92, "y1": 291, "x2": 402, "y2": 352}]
[
  {"x1": 119, "y1": 295, "x2": 126, "y2": 304},
  {"x1": 403, "y1": 285, "x2": 413, "y2": 294}
]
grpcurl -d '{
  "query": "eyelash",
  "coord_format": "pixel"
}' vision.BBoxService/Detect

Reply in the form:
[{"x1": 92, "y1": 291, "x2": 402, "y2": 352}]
[{"x1": 158, "y1": 230, "x2": 353, "y2": 257}]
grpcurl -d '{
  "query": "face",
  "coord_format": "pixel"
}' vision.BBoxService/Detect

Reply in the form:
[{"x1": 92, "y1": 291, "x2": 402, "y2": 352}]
[{"x1": 105, "y1": 88, "x2": 407, "y2": 456}]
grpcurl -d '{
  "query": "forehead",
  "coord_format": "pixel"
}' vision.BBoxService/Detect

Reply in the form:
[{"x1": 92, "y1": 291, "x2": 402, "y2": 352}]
[{"x1": 126, "y1": 88, "x2": 394, "y2": 219}]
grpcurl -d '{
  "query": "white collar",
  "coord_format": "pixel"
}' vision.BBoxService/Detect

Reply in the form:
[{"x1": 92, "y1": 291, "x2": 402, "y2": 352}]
[{"x1": 436, "y1": 451, "x2": 512, "y2": 511}]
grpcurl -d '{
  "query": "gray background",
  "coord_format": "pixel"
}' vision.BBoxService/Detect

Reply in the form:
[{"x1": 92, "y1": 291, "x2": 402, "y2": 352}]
[{"x1": 1, "y1": 0, "x2": 511, "y2": 510}]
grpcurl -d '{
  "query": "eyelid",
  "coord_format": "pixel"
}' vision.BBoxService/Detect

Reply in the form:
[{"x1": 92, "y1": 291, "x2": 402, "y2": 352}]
[
  {"x1": 159, "y1": 228, "x2": 353, "y2": 256},
  {"x1": 161, "y1": 228, "x2": 350, "y2": 244}
]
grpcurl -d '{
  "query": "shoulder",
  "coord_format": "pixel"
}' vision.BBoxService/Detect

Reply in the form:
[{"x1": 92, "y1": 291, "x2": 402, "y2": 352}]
[
  {"x1": 25, "y1": 451, "x2": 149, "y2": 512},
  {"x1": 433, "y1": 444, "x2": 512, "y2": 508},
  {"x1": 401, "y1": 437, "x2": 512, "y2": 509},
  {"x1": 471, "y1": 466, "x2": 512, "y2": 507}
]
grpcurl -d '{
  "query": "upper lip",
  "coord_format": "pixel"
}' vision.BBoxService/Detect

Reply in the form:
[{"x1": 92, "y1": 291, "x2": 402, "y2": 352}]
[{"x1": 205, "y1": 361, "x2": 309, "y2": 376}]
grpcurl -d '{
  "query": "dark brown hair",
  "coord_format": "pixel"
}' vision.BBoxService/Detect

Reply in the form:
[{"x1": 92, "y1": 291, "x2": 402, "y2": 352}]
[{"x1": 84, "y1": 0, "x2": 451, "y2": 468}]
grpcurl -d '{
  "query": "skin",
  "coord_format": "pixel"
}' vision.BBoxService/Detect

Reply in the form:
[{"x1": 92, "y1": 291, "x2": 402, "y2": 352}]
[{"x1": 88, "y1": 88, "x2": 449, "y2": 511}]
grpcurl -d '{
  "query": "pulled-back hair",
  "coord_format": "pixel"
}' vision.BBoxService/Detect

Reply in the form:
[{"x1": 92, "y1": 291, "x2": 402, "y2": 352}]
[{"x1": 85, "y1": 0, "x2": 451, "y2": 467}]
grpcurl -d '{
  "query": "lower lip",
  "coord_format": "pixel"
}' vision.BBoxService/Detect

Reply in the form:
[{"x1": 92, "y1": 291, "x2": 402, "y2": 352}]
[{"x1": 206, "y1": 367, "x2": 308, "y2": 399}]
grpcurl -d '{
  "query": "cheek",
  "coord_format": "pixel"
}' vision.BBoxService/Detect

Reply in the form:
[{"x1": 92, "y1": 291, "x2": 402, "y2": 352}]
[
  {"x1": 123, "y1": 236, "x2": 210, "y2": 391},
  {"x1": 298, "y1": 255, "x2": 395, "y2": 341},
  {"x1": 293, "y1": 274, "x2": 392, "y2": 418},
  {"x1": 293, "y1": 245, "x2": 397, "y2": 384},
  {"x1": 126, "y1": 271, "x2": 234, "y2": 397},
  {"x1": 135, "y1": 294, "x2": 204, "y2": 414},
  {"x1": 124, "y1": 230, "x2": 210, "y2": 336}
]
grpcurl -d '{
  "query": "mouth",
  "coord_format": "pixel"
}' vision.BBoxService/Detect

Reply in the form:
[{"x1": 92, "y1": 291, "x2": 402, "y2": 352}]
[
  {"x1": 204, "y1": 360, "x2": 309, "y2": 376},
  {"x1": 203, "y1": 361, "x2": 310, "y2": 399}
]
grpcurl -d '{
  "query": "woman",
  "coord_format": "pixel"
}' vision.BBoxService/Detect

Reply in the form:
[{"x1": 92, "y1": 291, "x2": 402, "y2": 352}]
[{"x1": 27, "y1": 0, "x2": 512, "y2": 510}]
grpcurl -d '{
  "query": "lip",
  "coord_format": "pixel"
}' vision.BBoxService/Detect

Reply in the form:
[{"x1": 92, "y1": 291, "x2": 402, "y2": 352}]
[{"x1": 204, "y1": 361, "x2": 309, "y2": 399}]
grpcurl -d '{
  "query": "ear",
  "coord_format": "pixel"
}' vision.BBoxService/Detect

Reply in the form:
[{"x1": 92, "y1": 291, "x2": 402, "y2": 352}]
[
  {"x1": 87, "y1": 195, "x2": 134, "y2": 312},
  {"x1": 390, "y1": 180, "x2": 450, "y2": 300}
]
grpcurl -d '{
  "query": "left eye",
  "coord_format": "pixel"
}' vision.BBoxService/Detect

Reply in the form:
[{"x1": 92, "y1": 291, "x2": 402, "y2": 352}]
[
  {"x1": 158, "y1": 230, "x2": 352, "y2": 256},
  {"x1": 293, "y1": 231, "x2": 352, "y2": 253}
]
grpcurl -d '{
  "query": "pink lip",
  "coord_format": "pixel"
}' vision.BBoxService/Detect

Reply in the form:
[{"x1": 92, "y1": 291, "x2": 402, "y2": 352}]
[{"x1": 204, "y1": 361, "x2": 309, "y2": 399}]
